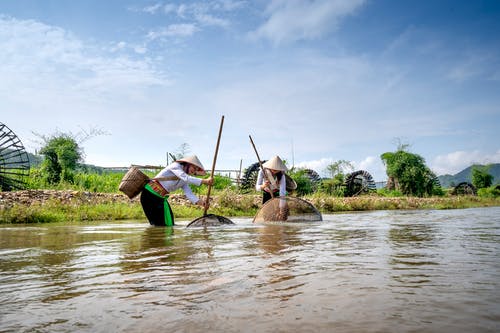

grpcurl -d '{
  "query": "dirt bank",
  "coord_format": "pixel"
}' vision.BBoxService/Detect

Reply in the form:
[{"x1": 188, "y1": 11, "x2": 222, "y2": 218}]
[
  {"x1": 0, "y1": 190, "x2": 262, "y2": 209},
  {"x1": 1, "y1": 190, "x2": 497, "y2": 213},
  {"x1": 0, "y1": 190, "x2": 192, "y2": 207}
]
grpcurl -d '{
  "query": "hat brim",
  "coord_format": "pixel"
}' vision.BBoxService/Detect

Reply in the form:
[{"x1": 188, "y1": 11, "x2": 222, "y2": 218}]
[
  {"x1": 183, "y1": 162, "x2": 206, "y2": 176},
  {"x1": 262, "y1": 157, "x2": 288, "y2": 172},
  {"x1": 193, "y1": 166, "x2": 206, "y2": 176},
  {"x1": 177, "y1": 155, "x2": 206, "y2": 175}
]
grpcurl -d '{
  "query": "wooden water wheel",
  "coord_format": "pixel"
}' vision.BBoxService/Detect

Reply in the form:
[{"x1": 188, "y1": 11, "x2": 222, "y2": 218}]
[
  {"x1": 301, "y1": 168, "x2": 321, "y2": 192},
  {"x1": 344, "y1": 170, "x2": 376, "y2": 196},
  {"x1": 241, "y1": 161, "x2": 321, "y2": 193},
  {"x1": 0, "y1": 122, "x2": 30, "y2": 191},
  {"x1": 241, "y1": 161, "x2": 264, "y2": 192},
  {"x1": 451, "y1": 182, "x2": 477, "y2": 196}
]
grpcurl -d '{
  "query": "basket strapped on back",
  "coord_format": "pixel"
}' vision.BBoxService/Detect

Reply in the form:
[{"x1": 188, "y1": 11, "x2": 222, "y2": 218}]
[{"x1": 118, "y1": 166, "x2": 179, "y2": 199}]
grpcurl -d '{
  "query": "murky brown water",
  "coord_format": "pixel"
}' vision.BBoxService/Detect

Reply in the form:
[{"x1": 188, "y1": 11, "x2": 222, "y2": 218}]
[{"x1": 1, "y1": 207, "x2": 499, "y2": 333}]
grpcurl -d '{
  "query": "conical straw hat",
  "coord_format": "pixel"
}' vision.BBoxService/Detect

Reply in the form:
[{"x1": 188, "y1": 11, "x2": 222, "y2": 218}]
[
  {"x1": 262, "y1": 155, "x2": 287, "y2": 172},
  {"x1": 177, "y1": 155, "x2": 206, "y2": 174}
]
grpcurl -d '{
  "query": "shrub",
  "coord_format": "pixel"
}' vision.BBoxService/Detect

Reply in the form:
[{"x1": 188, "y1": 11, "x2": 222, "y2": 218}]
[{"x1": 477, "y1": 186, "x2": 500, "y2": 198}]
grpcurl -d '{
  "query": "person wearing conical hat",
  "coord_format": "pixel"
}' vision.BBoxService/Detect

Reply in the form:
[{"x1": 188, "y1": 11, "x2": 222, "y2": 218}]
[
  {"x1": 255, "y1": 155, "x2": 289, "y2": 205},
  {"x1": 140, "y1": 155, "x2": 213, "y2": 226}
]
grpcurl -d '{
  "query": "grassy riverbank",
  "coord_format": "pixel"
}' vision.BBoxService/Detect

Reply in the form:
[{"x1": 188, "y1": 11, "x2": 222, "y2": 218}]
[{"x1": 1, "y1": 189, "x2": 499, "y2": 224}]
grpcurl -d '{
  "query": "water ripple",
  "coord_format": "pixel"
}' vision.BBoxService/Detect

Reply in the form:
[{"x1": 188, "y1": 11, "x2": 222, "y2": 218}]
[{"x1": 1, "y1": 208, "x2": 499, "y2": 332}]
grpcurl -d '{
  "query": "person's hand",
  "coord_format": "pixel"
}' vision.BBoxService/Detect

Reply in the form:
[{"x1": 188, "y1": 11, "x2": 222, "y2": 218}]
[
  {"x1": 196, "y1": 198, "x2": 208, "y2": 206},
  {"x1": 262, "y1": 180, "x2": 270, "y2": 192},
  {"x1": 202, "y1": 177, "x2": 214, "y2": 186}
]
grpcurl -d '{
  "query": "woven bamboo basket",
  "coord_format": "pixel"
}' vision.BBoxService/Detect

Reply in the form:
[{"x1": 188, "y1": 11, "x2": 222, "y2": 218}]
[{"x1": 119, "y1": 166, "x2": 150, "y2": 199}]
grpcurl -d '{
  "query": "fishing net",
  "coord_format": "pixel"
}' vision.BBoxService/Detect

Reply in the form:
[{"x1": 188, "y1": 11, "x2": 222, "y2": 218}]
[
  {"x1": 253, "y1": 196, "x2": 322, "y2": 223},
  {"x1": 186, "y1": 214, "x2": 235, "y2": 228}
]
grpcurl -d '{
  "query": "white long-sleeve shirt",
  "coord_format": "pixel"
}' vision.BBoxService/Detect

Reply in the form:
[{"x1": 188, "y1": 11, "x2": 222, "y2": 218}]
[
  {"x1": 255, "y1": 169, "x2": 286, "y2": 197},
  {"x1": 155, "y1": 162, "x2": 202, "y2": 203}
]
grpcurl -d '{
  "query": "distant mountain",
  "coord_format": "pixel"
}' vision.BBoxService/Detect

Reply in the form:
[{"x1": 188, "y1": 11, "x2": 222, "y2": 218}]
[{"x1": 438, "y1": 163, "x2": 500, "y2": 188}]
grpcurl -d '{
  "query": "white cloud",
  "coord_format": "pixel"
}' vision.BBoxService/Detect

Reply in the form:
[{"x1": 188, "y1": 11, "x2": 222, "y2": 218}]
[
  {"x1": 216, "y1": 0, "x2": 247, "y2": 11},
  {"x1": 446, "y1": 54, "x2": 492, "y2": 83},
  {"x1": 0, "y1": 16, "x2": 167, "y2": 99},
  {"x1": 142, "y1": 1, "x2": 241, "y2": 31},
  {"x1": 194, "y1": 13, "x2": 230, "y2": 28},
  {"x1": 147, "y1": 23, "x2": 199, "y2": 40},
  {"x1": 163, "y1": 4, "x2": 178, "y2": 15},
  {"x1": 2, "y1": 4, "x2": 498, "y2": 174},
  {"x1": 0, "y1": 16, "x2": 172, "y2": 156},
  {"x1": 143, "y1": 3, "x2": 163, "y2": 14},
  {"x1": 431, "y1": 150, "x2": 500, "y2": 175},
  {"x1": 295, "y1": 158, "x2": 334, "y2": 176},
  {"x1": 354, "y1": 156, "x2": 386, "y2": 181},
  {"x1": 250, "y1": 0, "x2": 366, "y2": 44}
]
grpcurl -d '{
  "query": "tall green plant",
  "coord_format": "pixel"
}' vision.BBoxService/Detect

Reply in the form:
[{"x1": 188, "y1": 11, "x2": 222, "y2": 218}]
[
  {"x1": 35, "y1": 128, "x2": 106, "y2": 185},
  {"x1": 381, "y1": 146, "x2": 440, "y2": 197},
  {"x1": 325, "y1": 160, "x2": 353, "y2": 179},
  {"x1": 318, "y1": 177, "x2": 345, "y2": 196},
  {"x1": 39, "y1": 134, "x2": 82, "y2": 184},
  {"x1": 289, "y1": 169, "x2": 315, "y2": 196},
  {"x1": 472, "y1": 165, "x2": 493, "y2": 189}
]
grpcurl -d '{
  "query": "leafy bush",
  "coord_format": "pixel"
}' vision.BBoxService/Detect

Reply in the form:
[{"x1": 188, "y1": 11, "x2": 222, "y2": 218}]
[
  {"x1": 288, "y1": 169, "x2": 315, "y2": 196},
  {"x1": 381, "y1": 148, "x2": 440, "y2": 197},
  {"x1": 472, "y1": 166, "x2": 494, "y2": 189},
  {"x1": 477, "y1": 186, "x2": 500, "y2": 198},
  {"x1": 318, "y1": 178, "x2": 345, "y2": 196}
]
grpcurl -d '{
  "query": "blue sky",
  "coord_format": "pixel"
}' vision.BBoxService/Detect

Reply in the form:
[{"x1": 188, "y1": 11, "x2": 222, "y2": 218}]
[{"x1": 1, "y1": 0, "x2": 499, "y2": 181}]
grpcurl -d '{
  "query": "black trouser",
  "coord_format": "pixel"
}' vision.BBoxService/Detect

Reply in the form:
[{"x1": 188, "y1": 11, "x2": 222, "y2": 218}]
[
  {"x1": 262, "y1": 190, "x2": 279, "y2": 204},
  {"x1": 140, "y1": 187, "x2": 175, "y2": 226}
]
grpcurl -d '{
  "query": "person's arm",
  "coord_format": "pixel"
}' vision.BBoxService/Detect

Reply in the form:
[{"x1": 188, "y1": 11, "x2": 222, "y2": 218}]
[
  {"x1": 278, "y1": 173, "x2": 288, "y2": 211},
  {"x1": 182, "y1": 183, "x2": 200, "y2": 204},
  {"x1": 170, "y1": 163, "x2": 202, "y2": 186},
  {"x1": 279, "y1": 173, "x2": 286, "y2": 197},
  {"x1": 255, "y1": 169, "x2": 264, "y2": 191}
]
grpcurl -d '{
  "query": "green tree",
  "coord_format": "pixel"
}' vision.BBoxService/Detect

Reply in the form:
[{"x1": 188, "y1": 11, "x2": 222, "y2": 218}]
[
  {"x1": 318, "y1": 160, "x2": 354, "y2": 196},
  {"x1": 39, "y1": 134, "x2": 82, "y2": 184},
  {"x1": 380, "y1": 146, "x2": 440, "y2": 197},
  {"x1": 325, "y1": 160, "x2": 354, "y2": 179},
  {"x1": 471, "y1": 165, "x2": 493, "y2": 189},
  {"x1": 288, "y1": 168, "x2": 314, "y2": 196},
  {"x1": 35, "y1": 128, "x2": 105, "y2": 184}
]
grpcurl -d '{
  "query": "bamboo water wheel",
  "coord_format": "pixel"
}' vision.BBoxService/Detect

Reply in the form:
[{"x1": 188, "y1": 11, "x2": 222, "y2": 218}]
[
  {"x1": 0, "y1": 122, "x2": 30, "y2": 191},
  {"x1": 241, "y1": 161, "x2": 266, "y2": 192},
  {"x1": 301, "y1": 168, "x2": 321, "y2": 192},
  {"x1": 344, "y1": 170, "x2": 376, "y2": 196},
  {"x1": 241, "y1": 161, "x2": 320, "y2": 193},
  {"x1": 451, "y1": 182, "x2": 477, "y2": 196}
]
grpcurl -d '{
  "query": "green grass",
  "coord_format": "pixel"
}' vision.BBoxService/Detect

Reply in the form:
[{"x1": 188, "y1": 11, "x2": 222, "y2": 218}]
[
  {"x1": 0, "y1": 200, "x2": 145, "y2": 224},
  {"x1": 1, "y1": 168, "x2": 497, "y2": 224},
  {"x1": 1, "y1": 192, "x2": 499, "y2": 224},
  {"x1": 305, "y1": 193, "x2": 500, "y2": 212}
]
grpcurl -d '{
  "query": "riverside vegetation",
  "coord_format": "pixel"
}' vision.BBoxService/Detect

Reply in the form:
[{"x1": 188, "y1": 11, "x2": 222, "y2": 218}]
[{"x1": 1, "y1": 168, "x2": 499, "y2": 224}]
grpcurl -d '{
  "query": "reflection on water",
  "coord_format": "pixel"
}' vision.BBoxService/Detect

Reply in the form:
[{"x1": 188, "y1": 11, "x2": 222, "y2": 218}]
[
  {"x1": 1, "y1": 208, "x2": 500, "y2": 333},
  {"x1": 388, "y1": 220, "x2": 440, "y2": 290}
]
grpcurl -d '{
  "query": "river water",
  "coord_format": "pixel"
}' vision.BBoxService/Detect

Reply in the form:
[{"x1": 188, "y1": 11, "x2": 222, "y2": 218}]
[{"x1": 1, "y1": 207, "x2": 499, "y2": 333}]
